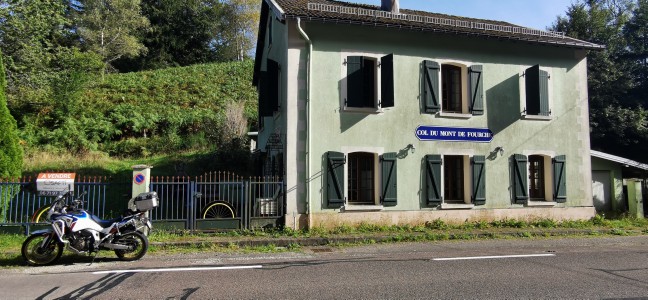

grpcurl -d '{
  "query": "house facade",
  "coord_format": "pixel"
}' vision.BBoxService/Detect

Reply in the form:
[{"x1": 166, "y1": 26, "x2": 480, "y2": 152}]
[{"x1": 253, "y1": 0, "x2": 604, "y2": 229}]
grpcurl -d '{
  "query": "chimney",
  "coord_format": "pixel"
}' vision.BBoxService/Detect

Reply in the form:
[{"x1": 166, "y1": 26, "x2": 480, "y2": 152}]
[{"x1": 381, "y1": 0, "x2": 399, "y2": 14}]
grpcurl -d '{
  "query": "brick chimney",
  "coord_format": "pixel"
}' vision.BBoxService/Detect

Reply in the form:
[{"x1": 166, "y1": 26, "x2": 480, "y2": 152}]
[{"x1": 381, "y1": 0, "x2": 399, "y2": 14}]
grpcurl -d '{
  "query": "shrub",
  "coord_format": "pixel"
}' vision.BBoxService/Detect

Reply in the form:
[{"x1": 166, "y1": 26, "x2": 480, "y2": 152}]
[{"x1": 0, "y1": 51, "x2": 23, "y2": 178}]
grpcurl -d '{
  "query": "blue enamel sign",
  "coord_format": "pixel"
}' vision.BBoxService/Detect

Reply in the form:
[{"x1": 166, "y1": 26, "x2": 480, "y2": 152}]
[{"x1": 416, "y1": 126, "x2": 493, "y2": 143}]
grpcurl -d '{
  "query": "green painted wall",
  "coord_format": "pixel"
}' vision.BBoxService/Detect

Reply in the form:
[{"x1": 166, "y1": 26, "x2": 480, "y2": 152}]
[
  {"x1": 300, "y1": 22, "x2": 592, "y2": 213},
  {"x1": 591, "y1": 157, "x2": 624, "y2": 211}
]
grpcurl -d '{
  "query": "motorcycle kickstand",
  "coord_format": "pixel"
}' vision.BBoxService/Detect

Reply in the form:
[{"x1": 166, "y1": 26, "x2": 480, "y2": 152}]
[{"x1": 88, "y1": 251, "x2": 99, "y2": 266}]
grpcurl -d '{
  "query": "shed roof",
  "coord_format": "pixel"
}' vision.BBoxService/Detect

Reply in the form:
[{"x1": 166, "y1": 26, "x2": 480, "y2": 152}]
[{"x1": 591, "y1": 150, "x2": 648, "y2": 171}]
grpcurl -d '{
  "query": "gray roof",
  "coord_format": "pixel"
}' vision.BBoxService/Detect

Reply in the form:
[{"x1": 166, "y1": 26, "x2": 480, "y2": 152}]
[
  {"x1": 268, "y1": 0, "x2": 604, "y2": 50},
  {"x1": 591, "y1": 150, "x2": 648, "y2": 171}
]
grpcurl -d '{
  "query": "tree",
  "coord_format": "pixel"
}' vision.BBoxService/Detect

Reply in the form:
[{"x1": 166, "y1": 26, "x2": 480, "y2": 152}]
[
  {"x1": 114, "y1": 0, "x2": 224, "y2": 71},
  {"x1": 624, "y1": 0, "x2": 648, "y2": 102},
  {"x1": 0, "y1": 51, "x2": 23, "y2": 179},
  {"x1": 0, "y1": 0, "x2": 71, "y2": 99},
  {"x1": 215, "y1": 0, "x2": 260, "y2": 61},
  {"x1": 75, "y1": 0, "x2": 150, "y2": 73},
  {"x1": 551, "y1": 0, "x2": 648, "y2": 161}
]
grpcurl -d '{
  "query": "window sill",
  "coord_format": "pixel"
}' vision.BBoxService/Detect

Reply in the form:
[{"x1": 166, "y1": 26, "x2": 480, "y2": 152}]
[
  {"x1": 342, "y1": 205, "x2": 384, "y2": 212},
  {"x1": 440, "y1": 203, "x2": 475, "y2": 210},
  {"x1": 438, "y1": 112, "x2": 472, "y2": 119},
  {"x1": 526, "y1": 201, "x2": 557, "y2": 207},
  {"x1": 522, "y1": 114, "x2": 552, "y2": 121},
  {"x1": 343, "y1": 107, "x2": 383, "y2": 114}
]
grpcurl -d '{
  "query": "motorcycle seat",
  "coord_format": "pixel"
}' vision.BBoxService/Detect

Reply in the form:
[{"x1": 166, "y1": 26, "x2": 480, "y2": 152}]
[{"x1": 90, "y1": 214, "x2": 122, "y2": 228}]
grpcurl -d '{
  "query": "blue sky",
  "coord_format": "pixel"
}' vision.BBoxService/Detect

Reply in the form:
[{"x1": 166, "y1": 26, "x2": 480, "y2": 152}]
[{"x1": 348, "y1": 0, "x2": 577, "y2": 30}]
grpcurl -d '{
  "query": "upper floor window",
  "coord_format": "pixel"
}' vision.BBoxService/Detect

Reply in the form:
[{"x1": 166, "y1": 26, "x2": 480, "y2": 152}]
[
  {"x1": 342, "y1": 53, "x2": 394, "y2": 112},
  {"x1": 524, "y1": 65, "x2": 551, "y2": 117},
  {"x1": 442, "y1": 65, "x2": 463, "y2": 113},
  {"x1": 423, "y1": 60, "x2": 484, "y2": 117}
]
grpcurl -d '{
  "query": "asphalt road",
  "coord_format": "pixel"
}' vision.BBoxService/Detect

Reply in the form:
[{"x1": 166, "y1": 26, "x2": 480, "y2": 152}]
[{"x1": 3, "y1": 235, "x2": 648, "y2": 299}]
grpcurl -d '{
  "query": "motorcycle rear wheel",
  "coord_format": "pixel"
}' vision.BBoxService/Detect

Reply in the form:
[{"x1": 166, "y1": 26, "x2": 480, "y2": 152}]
[
  {"x1": 21, "y1": 233, "x2": 63, "y2": 266},
  {"x1": 114, "y1": 231, "x2": 148, "y2": 261}
]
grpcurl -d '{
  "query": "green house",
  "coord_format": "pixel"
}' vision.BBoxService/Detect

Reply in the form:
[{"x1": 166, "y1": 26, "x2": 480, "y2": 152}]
[{"x1": 253, "y1": 0, "x2": 604, "y2": 229}]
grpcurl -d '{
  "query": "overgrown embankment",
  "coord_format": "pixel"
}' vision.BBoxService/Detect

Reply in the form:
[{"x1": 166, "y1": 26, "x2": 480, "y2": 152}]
[{"x1": 17, "y1": 60, "x2": 257, "y2": 159}]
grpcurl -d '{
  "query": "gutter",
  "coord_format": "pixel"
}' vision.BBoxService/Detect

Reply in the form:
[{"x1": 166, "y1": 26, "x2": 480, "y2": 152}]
[{"x1": 296, "y1": 18, "x2": 313, "y2": 229}]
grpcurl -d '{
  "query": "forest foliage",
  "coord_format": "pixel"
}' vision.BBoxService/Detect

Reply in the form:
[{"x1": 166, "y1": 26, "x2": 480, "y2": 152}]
[
  {"x1": 0, "y1": 0, "x2": 260, "y2": 165},
  {"x1": 551, "y1": 0, "x2": 648, "y2": 161}
]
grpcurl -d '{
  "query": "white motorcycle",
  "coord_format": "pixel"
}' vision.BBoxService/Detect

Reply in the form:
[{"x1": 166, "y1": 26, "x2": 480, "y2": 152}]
[{"x1": 21, "y1": 190, "x2": 158, "y2": 266}]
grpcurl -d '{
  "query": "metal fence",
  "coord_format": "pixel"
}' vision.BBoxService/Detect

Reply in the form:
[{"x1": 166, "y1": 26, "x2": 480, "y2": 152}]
[
  {"x1": 149, "y1": 172, "x2": 284, "y2": 231},
  {"x1": 0, "y1": 176, "x2": 130, "y2": 226},
  {"x1": 1, "y1": 173, "x2": 285, "y2": 233}
]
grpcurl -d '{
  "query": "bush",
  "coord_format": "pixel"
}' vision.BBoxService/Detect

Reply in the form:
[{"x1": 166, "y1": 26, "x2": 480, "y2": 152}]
[{"x1": 0, "y1": 51, "x2": 23, "y2": 178}]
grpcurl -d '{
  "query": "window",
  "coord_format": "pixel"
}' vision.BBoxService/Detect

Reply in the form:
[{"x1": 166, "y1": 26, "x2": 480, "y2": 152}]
[
  {"x1": 423, "y1": 61, "x2": 484, "y2": 116},
  {"x1": 528, "y1": 155, "x2": 545, "y2": 200},
  {"x1": 524, "y1": 65, "x2": 551, "y2": 117},
  {"x1": 442, "y1": 65, "x2": 463, "y2": 113},
  {"x1": 259, "y1": 59, "x2": 280, "y2": 118},
  {"x1": 512, "y1": 154, "x2": 567, "y2": 204},
  {"x1": 444, "y1": 155, "x2": 465, "y2": 202},
  {"x1": 425, "y1": 155, "x2": 486, "y2": 207},
  {"x1": 348, "y1": 152, "x2": 376, "y2": 204},
  {"x1": 325, "y1": 151, "x2": 398, "y2": 208},
  {"x1": 343, "y1": 54, "x2": 394, "y2": 111}
]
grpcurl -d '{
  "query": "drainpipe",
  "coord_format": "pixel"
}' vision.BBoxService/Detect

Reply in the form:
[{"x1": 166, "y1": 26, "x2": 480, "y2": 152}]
[{"x1": 296, "y1": 18, "x2": 313, "y2": 229}]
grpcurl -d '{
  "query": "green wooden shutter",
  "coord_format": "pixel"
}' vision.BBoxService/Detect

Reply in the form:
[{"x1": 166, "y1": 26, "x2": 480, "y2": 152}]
[
  {"x1": 259, "y1": 71, "x2": 272, "y2": 117},
  {"x1": 472, "y1": 155, "x2": 486, "y2": 205},
  {"x1": 539, "y1": 69, "x2": 550, "y2": 116},
  {"x1": 469, "y1": 65, "x2": 484, "y2": 116},
  {"x1": 425, "y1": 155, "x2": 442, "y2": 206},
  {"x1": 380, "y1": 54, "x2": 395, "y2": 108},
  {"x1": 525, "y1": 65, "x2": 540, "y2": 115},
  {"x1": 326, "y1": 152, "x2": 346, "y2": 208},
  {"x1": 513, "y1": 154, "x2": 528, "y2": 204},
  {"x1": 267, "y1": 60, "x2": 280, "y2": 113},
  {"x1": 553, "y1": 155, "x2": 567, "y2": 203},
  {"x1": 346, "y1": 56, "x2": 364, "y2": 108},
  {"x1": 423, "y1": 60, "x2": 440, "y2": 113},
  {"x1": 381, "y1": 152, "x2": 398, "y2": 207}
]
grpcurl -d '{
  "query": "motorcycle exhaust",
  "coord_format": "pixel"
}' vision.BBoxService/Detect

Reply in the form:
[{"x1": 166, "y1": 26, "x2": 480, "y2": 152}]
[{"x1": 102, "y1": 243, "x2": 132, "y2": 250}]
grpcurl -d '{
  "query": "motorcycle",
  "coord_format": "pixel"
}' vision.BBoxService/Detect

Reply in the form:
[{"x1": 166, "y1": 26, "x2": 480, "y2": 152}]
[{"x1": 21, "y1": 190, "x2": 158, "y2": 266}]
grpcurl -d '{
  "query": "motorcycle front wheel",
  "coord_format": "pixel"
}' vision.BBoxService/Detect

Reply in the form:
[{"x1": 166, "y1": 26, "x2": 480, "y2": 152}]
[
  {"x1": 21, "y1": 233, "x2": 63, "y2": 266},
  {"x1": 114, "y1": 231, "x2": 148, "y2": 261}
]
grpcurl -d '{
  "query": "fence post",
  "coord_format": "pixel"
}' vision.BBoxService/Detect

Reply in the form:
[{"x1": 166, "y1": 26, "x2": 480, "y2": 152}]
[
  {"x1": 132, "y1": 165, "x2": 152, "y2": 235},
  {"x1": 190, "y1": 181, "x2": 197, "y2": 233}
]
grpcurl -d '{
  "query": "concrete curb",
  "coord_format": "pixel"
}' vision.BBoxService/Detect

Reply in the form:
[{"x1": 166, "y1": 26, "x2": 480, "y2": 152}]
[{"x1": 150, "y1": 228, "x2": 644, "y2": 249}]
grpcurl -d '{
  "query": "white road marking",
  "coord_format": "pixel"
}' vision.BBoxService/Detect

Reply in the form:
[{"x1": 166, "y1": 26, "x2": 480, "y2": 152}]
[
  {"x1": 432, "y1": 254, "x2": 556, "y2": 261},
  {"x1": 92, "y1": 265, "x2": 263, "y2": 275}
]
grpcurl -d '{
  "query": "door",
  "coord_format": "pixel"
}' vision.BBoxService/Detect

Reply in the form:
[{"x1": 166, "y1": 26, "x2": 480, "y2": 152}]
[{"x1": 592, "y1": 171, "x2": 611, "y2": 212}]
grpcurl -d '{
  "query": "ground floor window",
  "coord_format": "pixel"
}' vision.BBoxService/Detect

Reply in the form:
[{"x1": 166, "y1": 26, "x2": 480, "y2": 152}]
[
  {"x1": 513, "y1": 154, "x2": 567, "y2": 204},
  {"x1": 425, "y1": 154, "x2": 486, "y2": 207},
  {"x1": 444, "y1": 155, "x2": 465, "y2": 203},
  {"x1": 325, "y1": 151, "x2": 399, "y2": 208},
  {"x1": 529, "y1": 155, "x2": 545, "y2": 200},
  {"x1": 348, "y1": 152, "x2": 376, "y2": 204}
]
